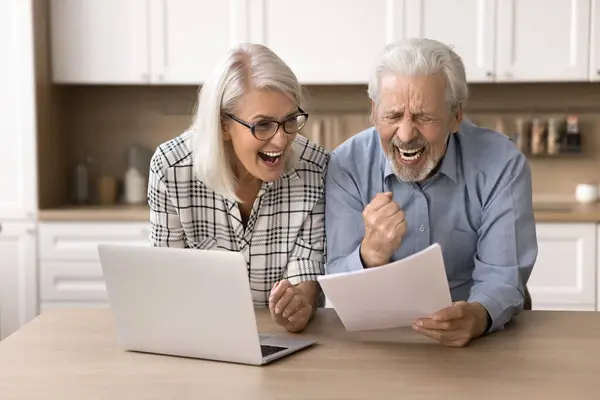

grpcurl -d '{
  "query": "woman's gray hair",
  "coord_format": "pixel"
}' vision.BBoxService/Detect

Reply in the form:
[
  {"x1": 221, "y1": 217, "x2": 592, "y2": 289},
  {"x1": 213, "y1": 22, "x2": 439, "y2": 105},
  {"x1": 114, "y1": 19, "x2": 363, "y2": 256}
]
[
  {"x1": 190, "y1": 43, "x2": 304, "y2": 201},
  {"x1": 367, "y1": 37, "x2": 468, "y2": 111}
]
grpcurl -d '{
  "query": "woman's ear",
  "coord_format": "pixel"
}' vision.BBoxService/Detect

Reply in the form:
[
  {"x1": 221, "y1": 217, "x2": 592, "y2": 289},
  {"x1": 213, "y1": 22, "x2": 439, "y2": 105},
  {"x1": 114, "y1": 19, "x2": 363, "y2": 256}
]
[{"x1": 221, "y1": 118, "x2": 232, "y2": 141}]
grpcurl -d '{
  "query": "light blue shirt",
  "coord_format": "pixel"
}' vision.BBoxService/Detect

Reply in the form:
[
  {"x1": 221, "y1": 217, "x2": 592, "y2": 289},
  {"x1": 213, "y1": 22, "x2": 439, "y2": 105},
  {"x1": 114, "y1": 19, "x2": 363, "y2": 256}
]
[{"x1": 324, "y1": 120, "x2": 538, "y2": 332}]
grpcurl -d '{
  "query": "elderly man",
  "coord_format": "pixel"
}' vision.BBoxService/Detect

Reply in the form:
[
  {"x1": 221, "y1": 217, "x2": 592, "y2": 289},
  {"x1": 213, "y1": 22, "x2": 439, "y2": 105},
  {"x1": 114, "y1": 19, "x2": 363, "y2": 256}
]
[{"x1": 324, "y1": 38, "x2": 537, "y2": 347}]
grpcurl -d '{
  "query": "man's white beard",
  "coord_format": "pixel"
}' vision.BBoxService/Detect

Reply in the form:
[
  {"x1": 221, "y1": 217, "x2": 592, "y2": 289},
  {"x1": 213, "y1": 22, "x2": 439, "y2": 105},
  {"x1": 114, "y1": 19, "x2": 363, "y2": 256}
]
[{"x1": 388, "y1": 132, "x2": 450, "y2": 183}]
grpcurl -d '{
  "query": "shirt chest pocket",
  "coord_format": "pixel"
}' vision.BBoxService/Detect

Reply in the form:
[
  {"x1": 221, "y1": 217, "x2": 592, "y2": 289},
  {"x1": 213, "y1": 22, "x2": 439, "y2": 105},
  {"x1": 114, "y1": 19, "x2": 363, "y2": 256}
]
[
  {"x1": 442, "y1": 229, "x2": 478, "y2": 278},
  {"x1": 186, "y1": 236, "x2": 217, "y2": 250}
]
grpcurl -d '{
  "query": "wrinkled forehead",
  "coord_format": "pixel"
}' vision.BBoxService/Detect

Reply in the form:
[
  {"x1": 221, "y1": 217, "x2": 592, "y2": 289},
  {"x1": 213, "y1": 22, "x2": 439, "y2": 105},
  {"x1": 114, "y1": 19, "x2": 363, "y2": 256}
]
[{"x1": 377, "y1": 73, "x2": 448, "y2": 113}]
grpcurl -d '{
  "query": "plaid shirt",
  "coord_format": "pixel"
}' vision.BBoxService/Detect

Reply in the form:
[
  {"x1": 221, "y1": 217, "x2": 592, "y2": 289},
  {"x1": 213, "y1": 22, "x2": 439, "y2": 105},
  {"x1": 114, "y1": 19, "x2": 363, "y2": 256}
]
[{"x1": 148, "y1": 131, "x2": 329, "y2": 306}]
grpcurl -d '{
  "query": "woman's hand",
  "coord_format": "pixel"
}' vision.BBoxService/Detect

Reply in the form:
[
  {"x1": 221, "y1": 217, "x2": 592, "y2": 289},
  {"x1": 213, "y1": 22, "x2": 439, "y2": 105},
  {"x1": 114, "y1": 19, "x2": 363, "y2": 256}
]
[{"x1": 268, "y1": 280, "x2": 315, "y2": 332}]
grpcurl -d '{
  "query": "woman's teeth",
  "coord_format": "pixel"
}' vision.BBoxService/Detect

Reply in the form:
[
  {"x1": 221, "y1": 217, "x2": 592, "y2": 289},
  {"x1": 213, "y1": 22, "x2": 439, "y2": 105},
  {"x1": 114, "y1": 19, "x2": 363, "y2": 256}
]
[
  {"x1": 398, "y1": 147, "x2": 425, "y2": 161},
  {"x1": 262, "y1": 151, "x2": 283, "y2": 157},
  {"x1": 259, "y1": 150, "x2": 283, "y2": 164}
]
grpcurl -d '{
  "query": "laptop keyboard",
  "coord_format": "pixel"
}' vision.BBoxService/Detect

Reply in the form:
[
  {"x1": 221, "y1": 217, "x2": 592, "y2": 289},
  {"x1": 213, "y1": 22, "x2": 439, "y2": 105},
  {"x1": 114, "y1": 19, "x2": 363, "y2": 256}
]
[{"x1": 261, "y1": 344, "x2": 287, "y2": 357}]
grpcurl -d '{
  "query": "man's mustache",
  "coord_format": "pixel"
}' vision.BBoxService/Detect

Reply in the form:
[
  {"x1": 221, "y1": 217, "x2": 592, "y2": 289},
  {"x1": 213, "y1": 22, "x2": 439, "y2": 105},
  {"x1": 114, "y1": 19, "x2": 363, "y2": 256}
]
[{"x1": 390, "y1": 134, "x2": 428, "y2": 151}]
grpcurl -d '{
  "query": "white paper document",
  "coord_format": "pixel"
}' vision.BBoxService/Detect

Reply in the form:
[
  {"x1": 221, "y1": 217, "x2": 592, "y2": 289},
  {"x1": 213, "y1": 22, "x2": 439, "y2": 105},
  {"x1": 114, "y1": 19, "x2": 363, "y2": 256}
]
[{"x1": 318, "y1": 243, "x2": 452, "y2": 331}]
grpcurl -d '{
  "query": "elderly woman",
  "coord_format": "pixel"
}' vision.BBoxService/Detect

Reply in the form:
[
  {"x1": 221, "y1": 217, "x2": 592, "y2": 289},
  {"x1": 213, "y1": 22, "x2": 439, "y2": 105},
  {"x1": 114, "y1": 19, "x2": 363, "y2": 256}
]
[{"x1": 148, "y1": 43, "x2": 328, "y2": 333}]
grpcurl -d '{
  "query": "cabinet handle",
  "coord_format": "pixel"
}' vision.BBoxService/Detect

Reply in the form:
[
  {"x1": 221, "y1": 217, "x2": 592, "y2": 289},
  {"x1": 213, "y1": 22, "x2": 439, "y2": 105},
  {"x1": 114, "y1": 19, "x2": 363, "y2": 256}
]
[
  {"x1": 0, "y1": 223, "x2": 2, "y2": 234},
  {"x1": 142, "y1": 73, "x2": 150, "y2": 82},
  {"x1": 486, "y1": 71, "x2": 493, "y2": 78},
  {"x1": 597, "y1": 69, "x2": 600, "y2": 75}
]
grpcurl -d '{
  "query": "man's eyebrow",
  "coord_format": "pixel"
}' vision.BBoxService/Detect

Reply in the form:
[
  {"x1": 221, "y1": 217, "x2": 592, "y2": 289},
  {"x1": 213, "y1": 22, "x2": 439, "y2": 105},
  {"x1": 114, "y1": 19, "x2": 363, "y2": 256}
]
[{"x1": 385, "y1": 109, "x2": 404, "y2": 115}]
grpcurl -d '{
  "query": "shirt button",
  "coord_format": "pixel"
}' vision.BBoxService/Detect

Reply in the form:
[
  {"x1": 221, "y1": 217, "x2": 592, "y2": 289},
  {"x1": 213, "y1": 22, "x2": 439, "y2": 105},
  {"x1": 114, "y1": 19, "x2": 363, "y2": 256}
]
[{"x1": 419, "y1": 225, "x2": 426, "y2": 232}]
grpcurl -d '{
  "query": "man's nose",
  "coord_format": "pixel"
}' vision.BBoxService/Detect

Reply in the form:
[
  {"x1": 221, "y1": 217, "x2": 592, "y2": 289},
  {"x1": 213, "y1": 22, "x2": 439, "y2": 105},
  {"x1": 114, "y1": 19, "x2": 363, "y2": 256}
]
[{"x1": 395, "y1": 120, "x2": 418, "y2": 143}]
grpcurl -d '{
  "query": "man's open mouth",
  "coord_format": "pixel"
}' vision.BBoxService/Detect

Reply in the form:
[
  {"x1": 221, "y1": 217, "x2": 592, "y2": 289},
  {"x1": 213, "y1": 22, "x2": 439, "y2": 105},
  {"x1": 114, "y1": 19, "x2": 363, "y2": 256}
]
[{"x1": 398, "y1": 146, "x2": 425, "y2": 161}]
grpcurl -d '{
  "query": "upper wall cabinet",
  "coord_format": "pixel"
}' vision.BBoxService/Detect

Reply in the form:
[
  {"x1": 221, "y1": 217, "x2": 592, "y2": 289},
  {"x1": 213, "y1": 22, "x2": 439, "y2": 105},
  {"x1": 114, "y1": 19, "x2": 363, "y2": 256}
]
[
  {"x1": 50, "y1": 0, "x2": 598, "y2": 85},
  {"x1": 50, "y1": 0, "x2": 240, "y2": 84},
  {"x1": 249, "y1": 0, "x2": 403, "y2": 84},
  {"x1": 50, "y1": 0, "x2": 151, "y2": 84},
  {"x1": 591, "y1": 0, "x2": 600, "y2": 81},
  {"x1": 496, "y1": 0, "x2": 591, "y2": 82},
  {"x1": 149, "y1": 0, "x2": 245, "y2": 84},
  {"x1": 404, "y1": 0, "x2": 496, "y2": 83}
]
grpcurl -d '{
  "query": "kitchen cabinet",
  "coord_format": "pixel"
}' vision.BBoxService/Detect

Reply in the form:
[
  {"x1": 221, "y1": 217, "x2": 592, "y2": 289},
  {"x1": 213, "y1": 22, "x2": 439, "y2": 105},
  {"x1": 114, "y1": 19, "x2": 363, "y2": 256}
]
[
  {"x1": 496, "y1": 0, "x2": 591, "y2": 82},
  {"x1": 50, "y1": 0, "x2": 151, "y2": 84},
  {"x1": 0, "y1": 222, "x2": 38, "y2": 340},
  {"x1": 528, "y1": 223, "x2": 597, "y2": 311},
  {"x1": 38, "y1": 222, "x2": 150, "y2": 311},
  {"x1": 50, "y1": 0, "x2": 241, "y2": 84},
  {"x1": 590, "y1": 0, "x2": 600, "y2": 81},
  {"x1": 250, "y1": 0, "x2": 401, "y2": 84},
  {"x1": 0, "y1": 0, "x2": 38, "y2": 340},
  {"x1": 404, "y1": 0, "x2": 496, "y2": 83},
  {"x1": 149, "y1": 0, "x2": 243, "y2": 84},
  {"x1": 49, "y1": 0, "x2": 600, "y2": 84},
  {"x1": 0, "y1": 0, "x2": 37, "y2": 219}
]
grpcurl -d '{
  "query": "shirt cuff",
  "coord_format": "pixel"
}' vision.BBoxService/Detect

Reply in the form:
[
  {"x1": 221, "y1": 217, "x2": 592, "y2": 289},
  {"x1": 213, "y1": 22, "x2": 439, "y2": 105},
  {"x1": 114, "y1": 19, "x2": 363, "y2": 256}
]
[
  {"x1": 349, "y1": 244, "x2": 367, "y2": 272},
  {"x1": 468, "y1": 288, "x2": 522, "y2": 333}
]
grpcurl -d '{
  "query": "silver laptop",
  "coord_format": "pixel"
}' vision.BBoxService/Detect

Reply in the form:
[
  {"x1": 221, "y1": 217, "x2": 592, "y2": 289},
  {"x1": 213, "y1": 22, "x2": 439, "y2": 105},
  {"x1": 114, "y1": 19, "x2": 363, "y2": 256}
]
[{"x1": 97, "y1": 244, "x2": 317, "y2": 366}]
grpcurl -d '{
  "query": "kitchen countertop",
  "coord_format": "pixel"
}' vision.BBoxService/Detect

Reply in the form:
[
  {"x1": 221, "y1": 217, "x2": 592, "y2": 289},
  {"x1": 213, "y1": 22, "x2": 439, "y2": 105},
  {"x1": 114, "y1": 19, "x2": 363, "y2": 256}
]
[
  {"x1": 1, "y1": 308, "x2": 600, "y2": 399},
  {"x1": 36, "y1": 202, "x2": 600, "y2": 223},
  {"x1": 38, "y1": 204, "x2": 149, "y2": 221},
  {"x1": 532, "y1": 202, "x2": 600, "y2": 222}
]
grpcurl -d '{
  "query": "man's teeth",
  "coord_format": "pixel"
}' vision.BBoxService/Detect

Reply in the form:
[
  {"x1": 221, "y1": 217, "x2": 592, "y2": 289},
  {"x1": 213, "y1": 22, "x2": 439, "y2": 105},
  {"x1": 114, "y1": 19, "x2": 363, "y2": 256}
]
[{"x1": 399, "y1": 147, "x2": 424, "y2": 161}]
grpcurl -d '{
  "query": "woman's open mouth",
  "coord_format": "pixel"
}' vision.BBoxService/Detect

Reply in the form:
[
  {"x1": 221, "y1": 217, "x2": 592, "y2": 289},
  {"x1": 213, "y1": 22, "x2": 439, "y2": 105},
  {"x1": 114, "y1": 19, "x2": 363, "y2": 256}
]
[{"x1": 258, "y1": 150, "x2": 283, "y2": 165}]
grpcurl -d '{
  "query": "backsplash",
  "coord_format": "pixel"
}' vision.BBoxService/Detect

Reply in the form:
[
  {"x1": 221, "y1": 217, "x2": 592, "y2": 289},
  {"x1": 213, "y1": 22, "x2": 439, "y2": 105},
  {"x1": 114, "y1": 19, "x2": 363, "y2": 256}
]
[{"x1": 54, "y1": 82, "x2": 600, "y2": 207}]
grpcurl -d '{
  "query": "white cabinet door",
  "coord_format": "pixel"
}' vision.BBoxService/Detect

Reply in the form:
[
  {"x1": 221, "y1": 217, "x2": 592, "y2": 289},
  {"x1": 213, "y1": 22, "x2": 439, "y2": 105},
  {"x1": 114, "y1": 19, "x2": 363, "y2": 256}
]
[
  {"x1": 528, "y1": 223, "x2": 596, "y2": 311},
  {"x1": 50, "y1": 0, "x2": 150, "y2": 83},
  {"x1": 0, "y1": 0, "x2": 36, "y2": 219},
  {"x1": 38, "y1": 222, "x2": 150, "y2": 311},
  {"x1": 0, "y1": 221, "x2": 37, "y2": 340},
  {"x1": 253, "y1": 0, "x2": 402, "y2": 84},
  {"x1": 38, "y1": 222, "x2": 150, "y2": 261},
  {"x1": 590, "y1": 0, "x2": 600, "y2": 81},
  {"x1": 149, "y1": 0, "x2": 245, "y2": 84},
  {"x1": 40, "y1": 261, "x2": 107, "y2": 302},
  {"x1": 405, "y1": 0, "x2": 495, "y2": 82},
  {"x1": 496, "y1": 0, "x2": 591, "y2": 82}
]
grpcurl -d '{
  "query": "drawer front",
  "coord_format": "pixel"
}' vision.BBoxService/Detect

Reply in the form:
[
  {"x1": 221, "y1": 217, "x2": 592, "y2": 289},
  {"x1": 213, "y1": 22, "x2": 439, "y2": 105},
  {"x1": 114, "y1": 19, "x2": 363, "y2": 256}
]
[
  {"x1": 39, "y1": 260, "x2": 107, "y2": 301},
  {"x1": 40, "y1": 301, "x2": 109, "y2": 313},
  {"x1": 39, "y1": 222, "x2": 150, "y2": 260}
]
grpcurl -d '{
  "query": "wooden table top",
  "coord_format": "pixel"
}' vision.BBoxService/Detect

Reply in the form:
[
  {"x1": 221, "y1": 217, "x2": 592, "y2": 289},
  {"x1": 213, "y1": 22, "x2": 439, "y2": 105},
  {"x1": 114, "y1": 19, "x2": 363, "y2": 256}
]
[{"x1": 1, "y1": 308, "x2": 600, "y2": 399}]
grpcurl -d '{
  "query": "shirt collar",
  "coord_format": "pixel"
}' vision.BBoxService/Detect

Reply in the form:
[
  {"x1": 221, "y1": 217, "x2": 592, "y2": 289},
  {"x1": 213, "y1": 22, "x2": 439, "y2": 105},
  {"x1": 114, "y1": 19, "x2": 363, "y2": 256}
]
[{"x1": 383, "y1": 133, "x2": 458, "y2": 184}]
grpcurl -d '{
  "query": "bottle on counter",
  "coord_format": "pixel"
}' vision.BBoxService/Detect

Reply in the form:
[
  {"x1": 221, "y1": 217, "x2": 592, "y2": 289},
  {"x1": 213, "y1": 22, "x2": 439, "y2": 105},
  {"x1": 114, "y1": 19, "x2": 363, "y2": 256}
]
[
  {"x1": 495, "y1": 118, "x2": 505, "y2": 135},
  {"x1": 73, "y1": 152, "x2": 92, "y2": 205},
  {"x1": 124, "y1": 145, "x2": 147, "y2": 204},
  {"x1": 514, "y1": 118, "x2": 529, "y2": 154},
  {"x1": 563, "y1": 115, "x2": 582, "y2": 153},
  {"x1": 546, "y1": 118, "x2": 560, "y2": 155},
  {"x1": 530, "y1": 118, "x2": 546, "y2": 156}
]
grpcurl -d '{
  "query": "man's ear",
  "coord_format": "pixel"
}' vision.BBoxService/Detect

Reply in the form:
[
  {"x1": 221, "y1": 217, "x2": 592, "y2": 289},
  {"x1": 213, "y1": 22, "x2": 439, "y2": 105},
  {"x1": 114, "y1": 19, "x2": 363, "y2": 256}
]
[
  {"x1": 451, "y1": 104, "x2": 463, "y2": 132},
  {"x1": 370, "y1": 100, "x2": 377, "y2": 126}
]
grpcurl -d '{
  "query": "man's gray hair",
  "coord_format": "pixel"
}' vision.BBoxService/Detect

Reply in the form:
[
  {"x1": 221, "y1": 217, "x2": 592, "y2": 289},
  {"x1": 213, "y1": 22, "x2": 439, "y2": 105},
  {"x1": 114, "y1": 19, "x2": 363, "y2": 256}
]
[
  {"x1": 189, "y1": 43, "x2": 303, "y2": 202},
  {"x1": 367, "y1": 37, "x2": 469, "y2": 110}
]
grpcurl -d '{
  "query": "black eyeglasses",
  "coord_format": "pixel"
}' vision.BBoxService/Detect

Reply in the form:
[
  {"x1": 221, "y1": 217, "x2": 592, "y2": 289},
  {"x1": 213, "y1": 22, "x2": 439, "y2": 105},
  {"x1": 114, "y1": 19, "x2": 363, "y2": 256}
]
[{"x1": 224, "y1": 108, "x2": 309, "y2": 141}]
